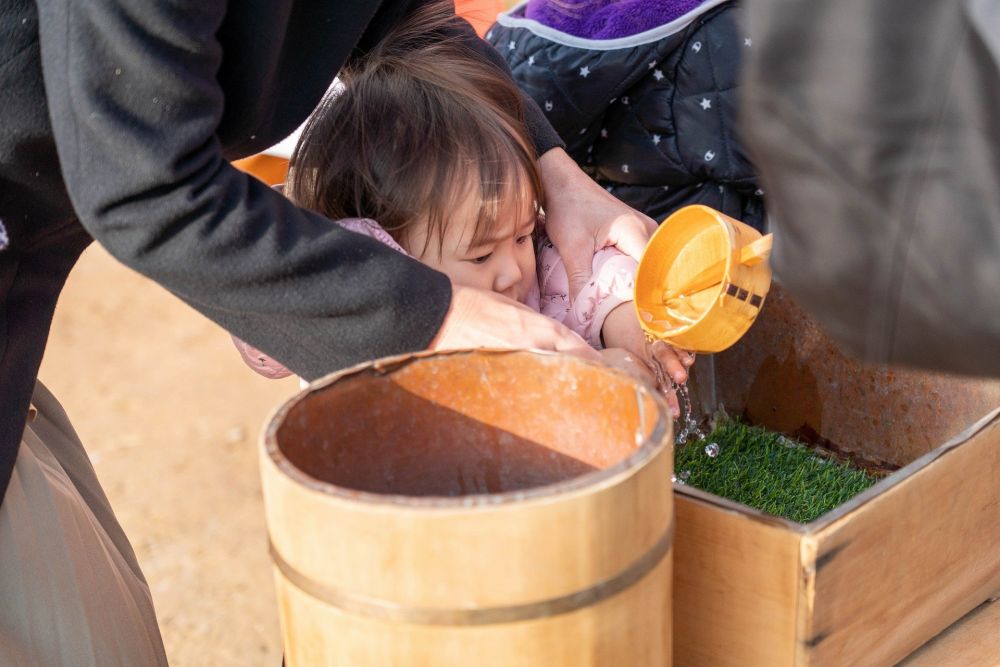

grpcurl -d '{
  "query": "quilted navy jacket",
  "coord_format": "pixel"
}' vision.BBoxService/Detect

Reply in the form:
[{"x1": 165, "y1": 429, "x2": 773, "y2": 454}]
[{"x1": 487, "y1": 0, "x2": 764, "y2": 229}]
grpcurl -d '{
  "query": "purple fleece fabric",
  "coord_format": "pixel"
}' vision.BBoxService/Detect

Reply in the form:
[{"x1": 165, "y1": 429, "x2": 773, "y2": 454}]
[{"x1": 522, "y1": 0, "x2": 705, "y2": 39}]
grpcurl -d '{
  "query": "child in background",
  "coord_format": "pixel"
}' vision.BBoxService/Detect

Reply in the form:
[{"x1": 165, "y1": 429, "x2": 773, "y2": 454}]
[
  {"x1": 233, "y1": 2, "x2": 693, "y2": 412},
  {"x1": 486, "y1": 0, "x2": 765, "y2": 230}
]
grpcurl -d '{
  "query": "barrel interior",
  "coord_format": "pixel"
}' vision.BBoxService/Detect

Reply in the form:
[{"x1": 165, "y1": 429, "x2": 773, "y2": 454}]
[{"x1": 274, "y1": 353, "x2": 661, "y2": 497}]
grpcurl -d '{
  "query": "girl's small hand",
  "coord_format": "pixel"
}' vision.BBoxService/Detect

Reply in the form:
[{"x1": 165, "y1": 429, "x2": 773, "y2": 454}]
[
  {"x1": 647, "y1": 339, "x2": 695, "y2": 387},
  {"x1": 599, "y1": 303, "x2": 695, "y2": 416},
  {"x1": 600, "y1": 303, "x2": 694, "y2": 384}
]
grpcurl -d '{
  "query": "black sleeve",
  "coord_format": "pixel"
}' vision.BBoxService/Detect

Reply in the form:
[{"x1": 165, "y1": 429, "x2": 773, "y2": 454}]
[
  {"x1": 36, "y1": 0, "x2": 451, "y2": 380},
  {"x1": 353, "y1": 0, "x2": 565, "y2": 157},
  {"x1": 740, "y1": 0, "x2": 1000, "y2": 376}
]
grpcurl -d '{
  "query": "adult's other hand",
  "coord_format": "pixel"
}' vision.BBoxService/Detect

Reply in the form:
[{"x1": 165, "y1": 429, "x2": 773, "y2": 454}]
[
  {"x1": 539, "y1": 148, "x2": 657, "y2": 299},
  {"x1": 430, "y1": 283, "x2": 601, "y2": 361}
]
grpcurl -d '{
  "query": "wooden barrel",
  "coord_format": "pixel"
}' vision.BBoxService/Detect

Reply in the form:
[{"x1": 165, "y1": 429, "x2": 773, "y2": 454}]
[{"x1": 261, "y1": 349, "x2": 674, "y2": 666}]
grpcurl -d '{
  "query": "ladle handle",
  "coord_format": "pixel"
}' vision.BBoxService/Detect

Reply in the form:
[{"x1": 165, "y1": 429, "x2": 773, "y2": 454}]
[
  {"x1": 663, "y1": 233, "x2": 773, "y2": 300},
  {"x1": 738, "y1": 234, "x2": 772, "y2": 266}
]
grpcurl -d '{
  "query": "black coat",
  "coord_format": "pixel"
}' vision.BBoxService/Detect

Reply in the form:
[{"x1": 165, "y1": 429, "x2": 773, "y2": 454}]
[
  {"x1": 0, "y1": 0, "x2": 561, "y2": 503},
  {"x1": 487, "y1": 0, "x2": 763, "y2": 229},
  {"x1": 741, "y1": 0, "x2": 1000, "y2": 375}
]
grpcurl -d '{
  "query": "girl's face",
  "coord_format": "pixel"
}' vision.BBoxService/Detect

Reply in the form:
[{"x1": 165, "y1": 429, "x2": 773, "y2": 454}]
[{"x1": 407, "y1": 183, "x2": 538, "y2": 304}]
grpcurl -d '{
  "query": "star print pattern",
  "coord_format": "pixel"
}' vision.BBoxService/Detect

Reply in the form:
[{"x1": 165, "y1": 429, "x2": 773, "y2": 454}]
[{"x1": 481, "y1": 6, "x2": 765, "y2": 230}]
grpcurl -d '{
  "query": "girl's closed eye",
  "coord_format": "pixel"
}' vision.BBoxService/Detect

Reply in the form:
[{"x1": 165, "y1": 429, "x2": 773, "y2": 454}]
[
  {"x1": 470, "y1": 252, "x2": 493, "y2": 264},
  {"x1": 516, "y1": 234, "x2": 532, "y2": 245}
]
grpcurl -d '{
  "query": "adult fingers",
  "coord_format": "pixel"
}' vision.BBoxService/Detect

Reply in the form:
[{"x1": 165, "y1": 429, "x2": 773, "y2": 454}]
[
  {"x1": 608, "y1": 210, "x2": 657, "y2": 262},
  {"x1": 432, "y1": 284, "x2": 601, "y2": 362}
]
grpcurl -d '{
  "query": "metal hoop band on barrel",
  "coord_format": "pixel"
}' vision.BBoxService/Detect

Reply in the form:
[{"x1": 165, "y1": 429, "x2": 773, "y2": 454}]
[{"x1": 268, "y1": 520, "x2": 673, "y2": 626}]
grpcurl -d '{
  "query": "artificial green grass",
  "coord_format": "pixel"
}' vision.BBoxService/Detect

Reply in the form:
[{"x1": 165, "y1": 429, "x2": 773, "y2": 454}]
[{"x1": 674, "y1": 419, "x2": 879, "y2": 524}]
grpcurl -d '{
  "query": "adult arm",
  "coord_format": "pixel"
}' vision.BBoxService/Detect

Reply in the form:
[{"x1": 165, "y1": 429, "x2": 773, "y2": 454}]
[
  {"x1": 36, "y1": 0, "x2": 593, "y2": 380},
  {"x1": 539, "y1": 148, "x2": 658, "y2": 299}
]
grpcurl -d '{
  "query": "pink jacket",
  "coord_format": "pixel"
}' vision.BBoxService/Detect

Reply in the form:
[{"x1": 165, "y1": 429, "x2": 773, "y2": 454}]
[{"x1": 233, "y1": 218, "x2": 637, "y2": 378}]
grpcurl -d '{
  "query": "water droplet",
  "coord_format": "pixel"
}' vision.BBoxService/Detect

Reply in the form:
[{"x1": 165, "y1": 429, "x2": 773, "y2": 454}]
[
  {"x1": 704, "y1": 442, "x2": 720, "y2": 458},
  {"x1": 673, "y1": 382, "x2": 703, "y2": 444}
]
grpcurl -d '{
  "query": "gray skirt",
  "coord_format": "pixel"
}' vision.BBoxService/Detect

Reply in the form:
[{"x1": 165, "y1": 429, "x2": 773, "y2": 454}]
[{"x1": 0, "y1": 381, "x2": 168, "y2": 666}]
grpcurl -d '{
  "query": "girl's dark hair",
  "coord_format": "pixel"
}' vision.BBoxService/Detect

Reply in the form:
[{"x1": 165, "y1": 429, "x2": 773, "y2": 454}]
[{"x1": 287, "y1": 1, "x2": 545, "y2": 256}]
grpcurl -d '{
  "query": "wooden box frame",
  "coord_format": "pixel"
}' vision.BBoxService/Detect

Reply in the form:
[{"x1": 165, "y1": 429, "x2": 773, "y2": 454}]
[{"x1": 673, "y1": 287, "x2": 1000, "y2": 666}]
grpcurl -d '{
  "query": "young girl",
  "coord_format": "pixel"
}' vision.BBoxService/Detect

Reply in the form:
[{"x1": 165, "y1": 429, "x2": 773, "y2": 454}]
[{"x1": 234, "y1": 3, "x2": 693, "y2": 411}]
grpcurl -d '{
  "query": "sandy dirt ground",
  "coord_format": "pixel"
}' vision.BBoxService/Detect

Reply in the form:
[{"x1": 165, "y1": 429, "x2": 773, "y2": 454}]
[{"x1": 39, "y1": 244, "x2": 299, "y2": 667}]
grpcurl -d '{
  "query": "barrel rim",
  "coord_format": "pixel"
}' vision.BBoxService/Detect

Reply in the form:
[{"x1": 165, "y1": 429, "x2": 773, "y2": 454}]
[{"x1": 263, "y1": 348, "x2": 673, "y2": 510}]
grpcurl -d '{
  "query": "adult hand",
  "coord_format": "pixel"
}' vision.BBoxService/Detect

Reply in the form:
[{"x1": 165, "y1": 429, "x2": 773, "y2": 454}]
[
  {"x1": 430, "y1": 283, "x2": 601, "y2": 361},
  {"x1": 539, "y1": 148, "x2": 657, "y2": 299}
]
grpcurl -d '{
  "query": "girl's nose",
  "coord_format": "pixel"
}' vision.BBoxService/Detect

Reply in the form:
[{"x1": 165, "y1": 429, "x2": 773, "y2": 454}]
[{"x1": 494, "y1": 255, "x2": 523, "y2": 297}]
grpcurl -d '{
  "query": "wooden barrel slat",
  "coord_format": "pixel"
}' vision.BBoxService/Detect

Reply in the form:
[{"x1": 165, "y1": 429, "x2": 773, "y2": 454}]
[{"x1": 262, "y1": 350, "x2": 674, "y2": 666}]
